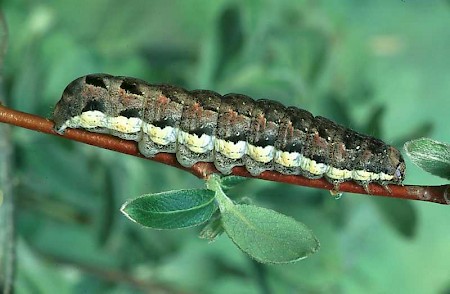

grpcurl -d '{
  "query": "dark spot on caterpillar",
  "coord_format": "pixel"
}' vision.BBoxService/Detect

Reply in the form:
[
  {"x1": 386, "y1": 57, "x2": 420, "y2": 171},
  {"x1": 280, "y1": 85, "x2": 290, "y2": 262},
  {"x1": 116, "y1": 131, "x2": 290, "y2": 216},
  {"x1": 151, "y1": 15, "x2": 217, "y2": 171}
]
[
  {"x1": 311, "y1": 154, "x2": 327, "y2": 164},
  {"x1": 343, "y1": 130, "x2": 364, "y2": 149},
  {"x1": 85, "y1": 75, "x2": 107, "y2": 89},
  {"x1": 82, "y1": 100, "x2": 105, "y2": 113},
  {"x1": 152, "y1": 117, "x2": 179, "y2": 128},
  {"x1": 120, "y1": 80, "x2": 143, "y2": 96},
  {"x1": 119, "y1": 108, "x2": 141, "y2": 118},
  {"x1": 367, "y1": 139, "x2": 386, "y2": 154},
  {"x1": 288, "y1": 107, "x2": 314, "y2": 131},
  {"x1": 255, "y1": 99, "x2": 286, "y2": 122},
  {"x1": 252, "y1": 137, "x2": 277, "y2": 148},
  {"x1": 190, "y1": 126, "x2": 215, "y2": 137},
  {"x1": 222, "y1": 94, "x2": 254, "y2": 116},
  {"x1": 191, "y1": 90, "x2": 222, "y2": 111},
  {"x1": 282, "y1": 142, "x2": 303, "y2": 153},
  {"x1": 224, "y1": 133, "x2": 247, "y2": 143},
  {"x1": 315, "y1": 117, "x2": 335, "y2": 141}
]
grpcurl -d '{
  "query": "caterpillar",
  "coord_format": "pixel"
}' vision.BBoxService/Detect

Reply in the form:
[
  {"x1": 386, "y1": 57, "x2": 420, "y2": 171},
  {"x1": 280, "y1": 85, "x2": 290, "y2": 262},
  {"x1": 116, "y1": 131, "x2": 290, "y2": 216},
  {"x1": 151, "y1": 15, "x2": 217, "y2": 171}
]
[{"x1": 53, "y1": 74, "x2": 406, "y2": 189}]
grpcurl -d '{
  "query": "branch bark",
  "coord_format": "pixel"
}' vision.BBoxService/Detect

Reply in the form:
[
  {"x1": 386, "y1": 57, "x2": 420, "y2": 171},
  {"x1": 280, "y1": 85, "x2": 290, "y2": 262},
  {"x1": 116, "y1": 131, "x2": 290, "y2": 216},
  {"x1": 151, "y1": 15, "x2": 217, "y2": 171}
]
[{"x1": 0, "y1": 103, "x2": 448, "y2": 205}]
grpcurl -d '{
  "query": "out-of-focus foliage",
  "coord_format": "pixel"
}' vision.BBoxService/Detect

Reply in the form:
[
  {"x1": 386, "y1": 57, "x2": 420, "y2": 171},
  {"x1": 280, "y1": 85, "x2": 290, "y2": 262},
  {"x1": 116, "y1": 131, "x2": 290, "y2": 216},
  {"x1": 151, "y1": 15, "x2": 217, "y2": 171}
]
[{"x1": 1, "y1": 0, "x2": 450, "y2": 293}]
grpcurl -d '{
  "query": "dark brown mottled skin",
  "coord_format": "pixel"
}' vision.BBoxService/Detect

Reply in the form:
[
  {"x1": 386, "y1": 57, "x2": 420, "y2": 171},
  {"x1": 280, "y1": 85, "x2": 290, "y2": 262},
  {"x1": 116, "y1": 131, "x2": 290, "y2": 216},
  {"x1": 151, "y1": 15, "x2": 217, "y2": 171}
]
[{"x1": 53, "y1": 74, "x2": 406, "y2": 186}]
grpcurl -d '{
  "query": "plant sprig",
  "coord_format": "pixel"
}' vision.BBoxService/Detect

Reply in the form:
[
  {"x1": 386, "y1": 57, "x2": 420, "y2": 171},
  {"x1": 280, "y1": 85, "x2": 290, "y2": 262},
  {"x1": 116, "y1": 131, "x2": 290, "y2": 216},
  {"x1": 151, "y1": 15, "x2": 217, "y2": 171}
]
[{"x1": 122, "y1": 174, "x2": 320, "y2": 264}]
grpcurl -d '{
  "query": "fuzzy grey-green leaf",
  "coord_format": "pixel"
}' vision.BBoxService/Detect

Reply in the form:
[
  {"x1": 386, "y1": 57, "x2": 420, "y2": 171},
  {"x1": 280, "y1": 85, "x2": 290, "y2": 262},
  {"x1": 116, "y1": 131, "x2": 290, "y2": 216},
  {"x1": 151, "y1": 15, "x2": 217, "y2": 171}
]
[
  {"x1": 121, "y1": 189, "x2": 217, "y2": 229},
  {"x1": 404, "y1": 138, "x2": 450, "y2": 180},
  {"x1": 219, "y1": 175, "x2": 249, "y2": 191},
  {"x1": 221, "y1": 204, "x2": 320, "y2": 264}
]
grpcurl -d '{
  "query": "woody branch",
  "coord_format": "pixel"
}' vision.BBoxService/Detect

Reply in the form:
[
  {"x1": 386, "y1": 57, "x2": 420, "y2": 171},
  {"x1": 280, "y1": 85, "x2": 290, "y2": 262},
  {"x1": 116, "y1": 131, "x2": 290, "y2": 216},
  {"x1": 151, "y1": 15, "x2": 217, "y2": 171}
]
[{"x1": 0, "y1": 103, "x2": 448, "y2": 205}]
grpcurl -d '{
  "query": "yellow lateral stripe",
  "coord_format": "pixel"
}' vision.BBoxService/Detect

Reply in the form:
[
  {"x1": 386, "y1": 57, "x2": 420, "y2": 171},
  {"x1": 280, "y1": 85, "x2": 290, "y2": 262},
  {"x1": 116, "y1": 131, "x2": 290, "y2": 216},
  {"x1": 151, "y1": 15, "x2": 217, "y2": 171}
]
[
  {"x1": 62, "y1": 113, "x2": 395, "y2": 182},
  {"x1": 178, "y1": 131, "x2": 214, "y2": 154}
]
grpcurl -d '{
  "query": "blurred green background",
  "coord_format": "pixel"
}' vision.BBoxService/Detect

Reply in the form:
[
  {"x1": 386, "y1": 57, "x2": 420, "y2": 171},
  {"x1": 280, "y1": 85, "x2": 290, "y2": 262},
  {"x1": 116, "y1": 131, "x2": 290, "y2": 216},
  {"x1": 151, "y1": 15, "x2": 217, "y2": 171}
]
[{"x1": 1, "y1": 0, "x2": 450, "y2": 293}]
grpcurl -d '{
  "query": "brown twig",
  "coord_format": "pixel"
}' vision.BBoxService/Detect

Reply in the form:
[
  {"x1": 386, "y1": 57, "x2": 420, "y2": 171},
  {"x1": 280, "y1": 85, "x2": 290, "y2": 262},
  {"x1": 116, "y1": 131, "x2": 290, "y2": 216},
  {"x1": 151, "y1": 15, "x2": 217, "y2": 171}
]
[{"x1": 0, "y1": 103, "x2": 448, "y2": 205}]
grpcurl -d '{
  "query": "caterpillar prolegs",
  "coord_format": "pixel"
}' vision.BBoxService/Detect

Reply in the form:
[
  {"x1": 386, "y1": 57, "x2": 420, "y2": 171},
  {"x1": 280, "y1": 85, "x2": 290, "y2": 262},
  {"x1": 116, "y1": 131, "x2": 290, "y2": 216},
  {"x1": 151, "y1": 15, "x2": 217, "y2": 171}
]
[{"x1": 53, "y1": 74, "x2": 406, "y2": 189}]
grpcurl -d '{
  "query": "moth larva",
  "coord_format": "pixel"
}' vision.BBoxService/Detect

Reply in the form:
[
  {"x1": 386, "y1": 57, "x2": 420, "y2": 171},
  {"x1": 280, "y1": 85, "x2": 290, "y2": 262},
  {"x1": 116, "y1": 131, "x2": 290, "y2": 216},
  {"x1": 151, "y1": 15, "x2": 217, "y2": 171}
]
[{"x1": 53, "y1": 74, "x2": 406, "y2": 189}]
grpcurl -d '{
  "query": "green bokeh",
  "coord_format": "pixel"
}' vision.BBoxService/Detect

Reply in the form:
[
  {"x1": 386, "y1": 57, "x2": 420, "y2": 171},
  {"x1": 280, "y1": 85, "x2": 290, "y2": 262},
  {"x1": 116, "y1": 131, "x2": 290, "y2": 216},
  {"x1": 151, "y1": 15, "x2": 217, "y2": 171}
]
[{"x1": 1, "y1": 0, "x2": 449, "y2": 293}]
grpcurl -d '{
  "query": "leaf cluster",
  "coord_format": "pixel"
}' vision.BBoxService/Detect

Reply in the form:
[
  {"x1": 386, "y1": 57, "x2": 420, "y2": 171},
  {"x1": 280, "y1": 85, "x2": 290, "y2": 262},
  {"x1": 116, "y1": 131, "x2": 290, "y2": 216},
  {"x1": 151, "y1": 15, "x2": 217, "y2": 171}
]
[{"x1": 121, "y1": 174, "x2": 319, "y2": 264}]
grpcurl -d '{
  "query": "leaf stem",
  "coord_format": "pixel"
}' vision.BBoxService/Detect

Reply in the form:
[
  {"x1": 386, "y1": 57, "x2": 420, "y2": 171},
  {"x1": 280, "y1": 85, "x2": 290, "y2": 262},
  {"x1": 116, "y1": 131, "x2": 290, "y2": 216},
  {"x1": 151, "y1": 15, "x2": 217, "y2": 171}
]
[
  {"x1": 0, "y1": 103, "x2": 449, "y2": 205},
  {"x1": 206, "y1": 174, "x2": 234, "y2": 211}
]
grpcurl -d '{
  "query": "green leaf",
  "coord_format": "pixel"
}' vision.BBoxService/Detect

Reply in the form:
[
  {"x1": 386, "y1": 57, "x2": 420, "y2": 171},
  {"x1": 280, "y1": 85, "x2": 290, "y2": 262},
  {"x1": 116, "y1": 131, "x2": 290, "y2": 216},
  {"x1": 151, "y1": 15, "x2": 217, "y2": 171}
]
[
  {"x1": 219, "y1": 175, "x2": 249, "y2": 191},
  {"x1": 120, "y1": 189, "x2": 217, "y2": 229},
  {"x1": 221, "y1": 204, "x2": 320, "y2": 264},
  {"x1": 404, "y1": 138, "x2": 450, "y2": 180}
]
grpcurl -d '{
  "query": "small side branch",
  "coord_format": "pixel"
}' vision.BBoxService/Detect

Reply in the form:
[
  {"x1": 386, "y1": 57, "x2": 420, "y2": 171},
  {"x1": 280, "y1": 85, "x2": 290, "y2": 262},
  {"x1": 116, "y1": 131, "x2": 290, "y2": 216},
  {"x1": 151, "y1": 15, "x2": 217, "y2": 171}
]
[{"x1": 0, "y1": 104, "x2": 448, "y2": 205}]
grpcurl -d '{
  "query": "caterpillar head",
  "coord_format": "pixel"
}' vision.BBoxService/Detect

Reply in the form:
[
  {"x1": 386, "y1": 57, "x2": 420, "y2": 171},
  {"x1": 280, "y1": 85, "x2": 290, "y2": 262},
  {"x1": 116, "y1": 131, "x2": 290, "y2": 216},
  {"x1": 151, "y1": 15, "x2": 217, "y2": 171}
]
[
  {"x1": 52, "y1": 74, "x2": 114, "y2": 133},
  {"x1": 52, "y1": 74, "x2": 148, "y2": 134}
]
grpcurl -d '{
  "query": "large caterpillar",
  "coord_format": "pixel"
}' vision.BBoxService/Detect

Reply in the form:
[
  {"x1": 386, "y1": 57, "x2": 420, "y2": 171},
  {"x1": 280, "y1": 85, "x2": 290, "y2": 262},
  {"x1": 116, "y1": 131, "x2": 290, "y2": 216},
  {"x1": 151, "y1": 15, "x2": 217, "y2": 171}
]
[{"x1": 53, "y1": 74, "x2": 406, "y2": 189}]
